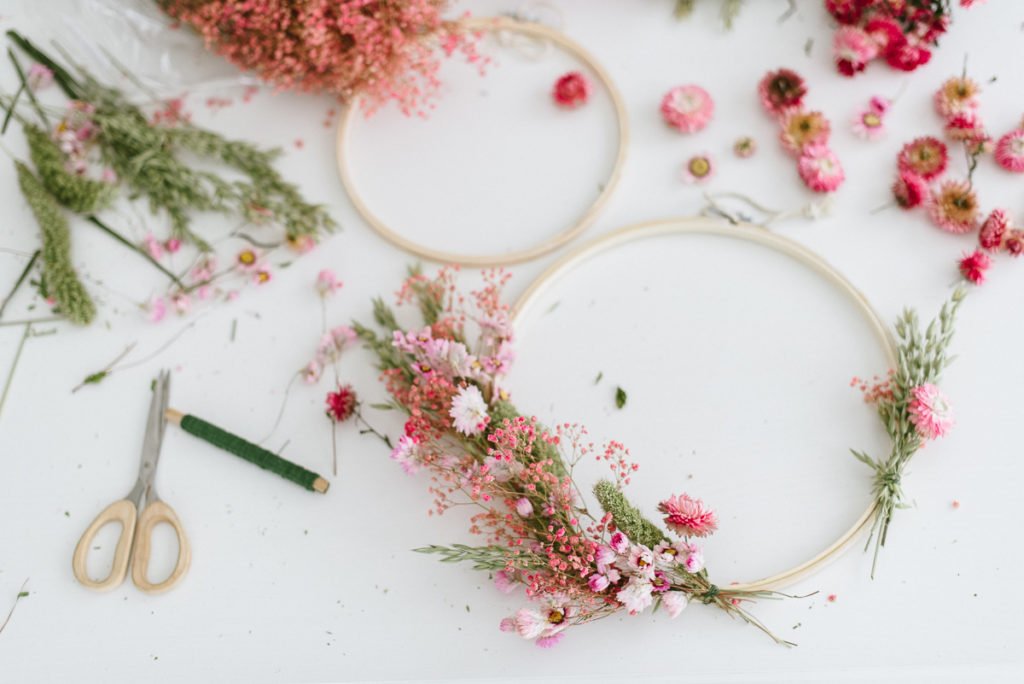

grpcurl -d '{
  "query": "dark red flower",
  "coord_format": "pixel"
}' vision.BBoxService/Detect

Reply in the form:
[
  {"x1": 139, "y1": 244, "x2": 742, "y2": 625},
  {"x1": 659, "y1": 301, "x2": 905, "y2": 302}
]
[
  {"x1": 886, "y1": 39, "x2": 931, "y2": 72},
  {"x1": 325, "y1": 384, "x2": 358, "y2": 422},
  {"x1": 892, "y1": 171, "x2": 928, "y2": 209},
  {"x1": 958, "y1": 250, "x2": 991, "y2": 285},
  {"x1": 865, "y1": 17, "x2": 904, "y2": 55},
  {"x1": 825, "y1": 0, "x2": 869, "y2": 24},
  {"x1": 552, "y1": 71, "x2": 590, "y2": 109},
  {"x1": 757, "y1": 68, "x2": 807, "y2": 116},
  {"x1": 979, "y1": 209, "x2": 1009, "y2": 250}
]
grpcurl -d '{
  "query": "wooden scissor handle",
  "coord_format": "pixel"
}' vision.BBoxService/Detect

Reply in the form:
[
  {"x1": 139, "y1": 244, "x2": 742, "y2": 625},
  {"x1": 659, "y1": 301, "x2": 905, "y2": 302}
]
[
  {"x1": 130, "y1": 500, "x2": 191, "y2": 594},
  {"x1": 72, "y1": 499, "x2": 137, "y2": 591}
]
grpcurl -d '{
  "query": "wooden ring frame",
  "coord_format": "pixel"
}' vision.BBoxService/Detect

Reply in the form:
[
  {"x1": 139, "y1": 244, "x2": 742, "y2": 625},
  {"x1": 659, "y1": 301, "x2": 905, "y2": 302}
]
[
  {"x1": 335, "y1": 16, "x2": 629, "y2": 267},
  {"x1": 511, "y1": 217, "x2": 899, "y2": 592}
]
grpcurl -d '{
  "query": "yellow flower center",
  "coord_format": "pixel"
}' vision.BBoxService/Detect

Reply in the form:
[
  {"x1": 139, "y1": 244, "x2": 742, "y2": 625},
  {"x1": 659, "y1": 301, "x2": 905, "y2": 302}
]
[
  {"x1": 689, "y1": 157, "x2": 710, "y2": 178},
  {"x1": 547, "y1": 609, "x2": 565, "y2": 625},
  {"x1": 863, "y1": 112, "x2": 882, "y2": 128},
  {"x1": 238, "y1": 250, "x2": 256, "y2": 265}
]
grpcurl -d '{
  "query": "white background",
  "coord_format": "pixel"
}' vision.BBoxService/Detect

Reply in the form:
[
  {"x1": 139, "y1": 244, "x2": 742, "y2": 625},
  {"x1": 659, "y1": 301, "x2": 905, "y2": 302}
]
[{"x1": 1, "y1": 1, "x2": 1023, "y2": 682}]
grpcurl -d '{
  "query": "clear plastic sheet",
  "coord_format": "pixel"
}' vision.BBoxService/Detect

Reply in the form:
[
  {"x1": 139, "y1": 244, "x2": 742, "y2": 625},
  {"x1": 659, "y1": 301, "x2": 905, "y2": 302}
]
[{"x1": 12, "y1": 0, "x2": 256, "y2": 98}]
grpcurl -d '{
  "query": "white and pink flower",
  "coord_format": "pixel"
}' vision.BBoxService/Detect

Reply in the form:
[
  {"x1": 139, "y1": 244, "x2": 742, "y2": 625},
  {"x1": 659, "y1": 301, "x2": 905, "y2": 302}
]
[{"x1": 449, "y1": 385, "x2": 489, "y2": 436}]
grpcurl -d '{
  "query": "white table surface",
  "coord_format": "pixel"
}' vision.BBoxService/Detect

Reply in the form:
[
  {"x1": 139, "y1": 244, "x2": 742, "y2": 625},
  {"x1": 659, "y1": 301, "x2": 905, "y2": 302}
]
[{"x1": 1, "y1": 1, "x2": 1023, "y2": 682}]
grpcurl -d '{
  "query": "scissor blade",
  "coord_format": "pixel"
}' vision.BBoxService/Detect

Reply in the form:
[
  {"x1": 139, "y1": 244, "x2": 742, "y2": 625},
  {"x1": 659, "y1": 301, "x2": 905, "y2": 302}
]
[{"x1": 135, "y1": 371, "x2": 170, "y2": 488}]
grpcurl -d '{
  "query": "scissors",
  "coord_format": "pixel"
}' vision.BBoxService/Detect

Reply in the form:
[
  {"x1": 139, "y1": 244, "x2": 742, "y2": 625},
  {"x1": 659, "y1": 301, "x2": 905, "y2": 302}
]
[{"x1": 72, "y1": 370, "x2": 191, "y2": 594}]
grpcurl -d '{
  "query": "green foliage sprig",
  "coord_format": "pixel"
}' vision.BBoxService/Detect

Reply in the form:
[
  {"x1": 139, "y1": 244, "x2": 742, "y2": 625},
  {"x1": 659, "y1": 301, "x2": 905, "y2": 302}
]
[
  {"x1": 15, "y1": 161, "x2": 95, "y2": 325},
  {"x1": 24, "y1": 123, "x2": 113, "y2": 213},
  {"x1": 852, "y1": 287, "x2": 966, "y2": 577}
]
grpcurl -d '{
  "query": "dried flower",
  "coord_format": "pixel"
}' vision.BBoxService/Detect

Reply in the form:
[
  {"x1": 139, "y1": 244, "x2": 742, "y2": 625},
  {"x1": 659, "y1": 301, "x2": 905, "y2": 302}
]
[
  {"x1": 852, "y1": 106, "x2": 886, "y2": 140},
  {"x1": 958, "y1": 249, "x2": 991, "y2": 285},
  {"x1": 995, "y1": 129, "x2": 1024, "y2": 173},
  {"x1": 660, "y1": 85, "x2": 714, "y2": 133},
  {"x1": 26, "y1": 63, "x2": 53, "y2": 90},
  {"x1": 661, "y1": 591, "x2": 689, "y2": 618},
  {"x1": 897, "y1": 137, "x2": 948, "y2": 180},
  {"x1": 978, "y1": 209, "x2": 1009, "y2": 250},
  {"x1": 733, "y1": 136, "x2": 757, "y2": 158},
  {"x1": 681, "y1": 153, "x2": 715, "y2": 184},
  {"x1": 758, "y1": 69, "x2": 807, "y2": 116},
  {"x1": 316, "y1": 269, "x2": 343, "y2": 297},
  {"x1": 449, "y1": 385, "x2": 489, "y2": 436},
  {"x1": 892, "y1": 171, "x2": 928, "y2": 209},
  {"x1": 657, "y1": 493, "x2": 718, "y2": 538},
  {"x1": 390, "y1": 434, "x2": 420, "y2": 475},
  {"x1": 514, "y1": 497, "x2": 534, "y2": 518},
  {"x1": 1005, "y1": 230, "x2": 1024, "y2": 257},
  {"x1": 148, "y1": 296, "x2": 167, "y2": 324},
  {"x1": 833, "y1": 26, "x2": 878, "y2": 76},
  {"x1": 552, "y1": 72, "x2": 590, "y2": 109},
  {"x1": 826, "y1": 0, "x2": 868, "y2": 25},
  {"x1": 944, "y1": 112, "x2": 988, "y2": 146},
  {"x1": 934, "y1": 76, "x2": 980, "y2": 118},
  {"x1": 798, "y1": 145, "x2": 845, "y2": 193},
  {"x1": 908, "y1": 383, "x2": 954, "y2": 440},
  {"x1": 928, "y1": 180, "x2": 980, "y2": 234},
  {"x1": 326, "y1": 384, "x2": 358, "y2": 422},
  {"x1": 779, "y1": 110, "x2": 831, "y2": 156},
  {"x1": 236, "y1": 249, "x2": 259, "y2": 270}
]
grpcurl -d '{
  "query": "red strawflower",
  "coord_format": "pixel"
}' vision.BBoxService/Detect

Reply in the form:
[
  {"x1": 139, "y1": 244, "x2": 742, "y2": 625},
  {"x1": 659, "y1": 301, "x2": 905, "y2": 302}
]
[
  {"x1": 1006, "y1": 230, "x2": 1024, "y2": 257},
  {"x1": 979, "y1": 209, "x2": 1009, "y2": 250},
  {"x1": 865, "y1": 17, "x2": 904, "y2": 56},
  {"x1": 552, "y1": 72, "x2": 590, "y2": 109},
  {"x1": 958, "y1": 250, "x2": 991, "y2": 285},
  {"x1": 757, "y1": 68, "x2": 807, "y2": 117},
  {"x1": 825, "y1": 0, "x2": 869, "y2": 24},
  {"x1": 326, "y1": 384, "x2": 358, "y2": 422},
  {"x1": 892, "y1": 171, "x2": 929, "y2": 209},
  {"x1": 898, "y1": 136, "x2": 948, "y2": 180},
  {"x1": 886, "y1": 39, "x2": 931, "y2": 72}
]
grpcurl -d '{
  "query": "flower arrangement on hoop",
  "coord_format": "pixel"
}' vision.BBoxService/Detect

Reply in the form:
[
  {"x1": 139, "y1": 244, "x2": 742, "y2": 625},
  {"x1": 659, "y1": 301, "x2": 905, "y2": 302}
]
[
  {"x1": 355, "y1": 265, "x2": 966, "y2": 646},
  {"x1": 158, "y1": 0, "x2": 484, "y2": 116}
]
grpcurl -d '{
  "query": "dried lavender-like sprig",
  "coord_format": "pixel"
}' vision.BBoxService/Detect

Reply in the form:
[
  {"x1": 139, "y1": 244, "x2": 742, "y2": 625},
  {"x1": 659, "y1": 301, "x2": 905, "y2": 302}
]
[
  {"x1": 24, "y1": 123, "x2": 114, "y2": 213},
  {"x1": 593, "y1": 479, "x2": 667, "y2": 549},
  {"x1": 854, "y1": 287, "x2": 966, "y2": 577},
  {"x1": 15, "y1": 161, "x2": 95, "y2": 325}
]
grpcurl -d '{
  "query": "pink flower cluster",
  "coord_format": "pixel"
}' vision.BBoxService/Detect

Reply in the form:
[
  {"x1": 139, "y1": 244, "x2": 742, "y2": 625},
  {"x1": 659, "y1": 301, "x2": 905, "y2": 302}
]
[
  {"x1": 160, "y1": 0, "x2": 484, "y2": 116},
  {"x1": 827, "y1": 0, "x2": 977, "y2": 77},
  {"x1": 368, "y1": 268, "x2": 734, "y2": 647},
  {"x1": 891, "y1": 74, "x2": 1023, "y2": 285},
  {"x1": 758, "y1": 69, "x2": 844, "y2": 193}
]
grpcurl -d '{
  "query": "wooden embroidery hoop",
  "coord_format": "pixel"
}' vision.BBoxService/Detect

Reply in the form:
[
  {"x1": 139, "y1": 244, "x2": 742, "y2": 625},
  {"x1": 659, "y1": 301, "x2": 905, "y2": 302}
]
[
  {"x1": 511, "y1": 216, "x2": 899, "y2": 592},
  {"x1": 335, "y1": 16, "x2": 629, "y2": 267}
]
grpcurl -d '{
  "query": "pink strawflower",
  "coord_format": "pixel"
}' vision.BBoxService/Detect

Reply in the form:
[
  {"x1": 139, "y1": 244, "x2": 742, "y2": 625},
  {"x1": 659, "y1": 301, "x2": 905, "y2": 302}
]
[
  {"x1": 658, "y1": 493, "x2": 718, "y2": 538},
  {"x1": 852, "y1": 105, "x2": 886, "y2": 140},
  {"x1": 865, "y1": 17, "x2": 903, "y2": 55},
  {"x1": 734, "y1": 136, "x2": 757, "y2": 158},
  {"x1": 315, "y1": 269, "x2": 343, "y2": 296},
  {"x1": 979, "y1": 209, "x2": 1009, "y2": 250},
  {"x1": 252, "y1": 268, "x2": 273, "y2": 285},
  {"x1": 325, "y1": 384, "x2": 358, "y2": 422},
  {"x1": 588, "y1": 573, "x2": 610, "y2": 593},
  {"x1": 892, "y1": 172, "x2": 929, "y2": 210},
  {"x1": 27, "y1": 63, "x2": 53, "y2": 90},
  {"x1": 514, "y1": 497, "x2": 534, "y2": 518},
  {"x1": 908, "y1": 383, "x2": 954, "y2": 440},
  {"x1": 833, "y1": 25, "x2": 878, "y2": 77},
  {"x1": 944, "y1": 112, "x2": 988, "y2": 145},
  {"x1": 302, "y1": 360, "x2": 323, "y2": 384},
  {"x1": 934, "y1": 76, "x2": 980, "y2": 118},
  {"x1": 995, "y1": 129, "x2": 1024, "y2": 172},
  {"x1": 683, "y1": 546, "x2": 705, "y2": 574},
  {"x1": 609, "y1": 531, "x2": 629, "y2": 554},
  {"x1": 886, "y1": 39, "x2": 931, "y2": 72},
  {"x1": 1006, "y1": 230, "x2": 1024, "y2": 257},
  {"x1": 798, "y1": 145, "x2": 845, "y2": 193},
  {"x1": 928, "y1": 180, "x2": 980, "y2": 234},
  {"x1": 757, "y1": 69, "x2": 807, "y2": 117},
  {"x1": 958, "y1": 249, "x2": 991, "y2": 285},
  {"x1": 660, "y1": 85, "x2": 714, "y2": 134},
  {"x1": 552, "y1": 71, "x2": 590, "y2": 109},
  {"x1": 681, "y1": 153, "x2": 714, "y2": 184},
  {"x1": 288, "y1": 234, "x2": 317, "y2": 253},
  {"x1": 779, "y1": 110, "x2": 831, "y2": 156},
  {"x1": 898, "y1": 137, "x2": 949, "y2": 180},
  {"x1": 661, "y1": 591, "x2": 689, "y2": 619},
  {"x1": 148, "y1": 295, "x2": 167, "y2": 323},
  {"x1": 536, "y1": 633, "x2": 565, "y2": 648},
  {"x1": 615, "y1": 576, "x2": 654, "y2": 615},
  {"x1": 826, "y1": 0, "x2": 868, "y2": 24},
  {"x1": 510, "y1": 599, "x2": 572, "y2": 641},
  {"x1": 390, "y1": 434, "x2": 420, "y2": 475},
  {"x1": 449, "y1": 385, "x2": 489, "y2": 436}
]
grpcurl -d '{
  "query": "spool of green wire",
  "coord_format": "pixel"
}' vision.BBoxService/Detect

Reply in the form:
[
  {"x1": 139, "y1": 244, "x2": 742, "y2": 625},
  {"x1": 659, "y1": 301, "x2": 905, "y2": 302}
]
[{"x1": 167, "y1": 409, "x2": 329, "y2": 493}]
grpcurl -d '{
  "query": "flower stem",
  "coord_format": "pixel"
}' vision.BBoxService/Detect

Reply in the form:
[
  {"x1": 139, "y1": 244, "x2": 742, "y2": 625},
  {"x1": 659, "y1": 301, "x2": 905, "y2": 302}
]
[
  {"x1": 0, "y1": 322, "x2": 31, "y2": 422},
  {"x1": 355, "y1": 406, "x2": 392, "y2": 449},
  {"x1": 85, "y1": 216, "x2": 184, "y2": 287},
  {"x1": 0, "y1": 249, "x2": 39, "y2": 321}
]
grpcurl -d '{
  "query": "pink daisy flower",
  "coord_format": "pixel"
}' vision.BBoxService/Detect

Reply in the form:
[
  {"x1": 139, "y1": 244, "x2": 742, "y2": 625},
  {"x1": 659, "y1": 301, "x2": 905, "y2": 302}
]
[
  {"x1": 958, "y1": 249, "x2": 991, "y2": 285},
  {"x1": 928, "y1": 180, "x2": 980, "y2": 234},
  {"x1": 908, "y1": 383, "x2": 954, "y2": 440},
  {"x1": 934, "y1": 76, "x2": 980, "y2": 119},
  {"x1": 833, "y1": 25, "x2": 878, "y2": 77},
  {"x1": 389, "y1": 434, "x2": 420, "y2": 475},
  {"x1": 892, "y1": 171, "x2": 929, "y2": 210},
  {"x1": 657, "y1": 493, "x2": 718, "y2": 538},
  {"x1": 979, "y1": 209, "x2": 1009, "y2": 250},
  {"x1": 798, "y1": 145, "x2": 845, "y2": 193},
  {"x1": 898, "y1": 137, "x2": 948, "y2": 180},
  {"x1": 552, "y1": 71, "x2": 590, "y2": 109},
  {"x1": 852, "y1": 106, "x2": 886, "y2": 140},
  {"x1": 660, "y1": 85, "x2": 714, "y2": 133},
  {"x1": 681, "y1": 153, "x2": 714, "y2": 184},
  {"x1": 995, "y1": 129, "x2": 1024, "y2": 172}
]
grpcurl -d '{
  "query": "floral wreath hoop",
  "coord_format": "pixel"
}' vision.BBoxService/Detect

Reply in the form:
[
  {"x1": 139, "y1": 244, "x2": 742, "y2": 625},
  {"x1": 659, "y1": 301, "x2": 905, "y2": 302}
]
[
  {"x1": 357, "y1": 218, "x2": 964, "y2": 647},
  {"x1": 336, "y1": 16, "x2": 629, "y2": 267},
  {"x1": 511, "y1": 216, "x2": 897, "y2": 593}
]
